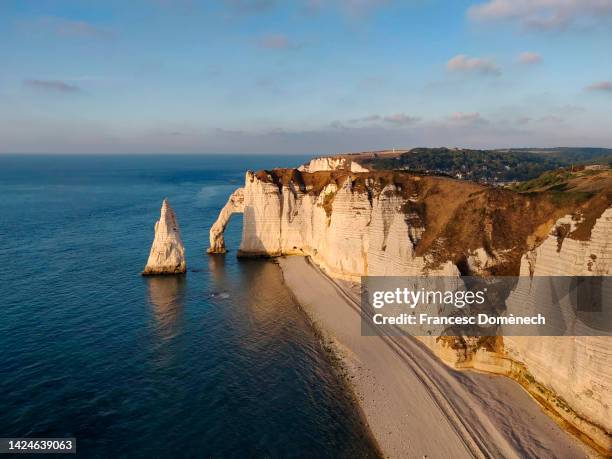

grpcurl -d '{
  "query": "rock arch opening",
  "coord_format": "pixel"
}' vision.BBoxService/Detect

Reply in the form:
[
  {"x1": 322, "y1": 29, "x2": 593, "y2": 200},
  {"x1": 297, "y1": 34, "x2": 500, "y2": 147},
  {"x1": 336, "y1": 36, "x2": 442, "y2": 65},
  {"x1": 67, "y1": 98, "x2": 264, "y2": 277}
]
[{"x1": 207, "y1": 188, "x2": 245, "y2": 254}]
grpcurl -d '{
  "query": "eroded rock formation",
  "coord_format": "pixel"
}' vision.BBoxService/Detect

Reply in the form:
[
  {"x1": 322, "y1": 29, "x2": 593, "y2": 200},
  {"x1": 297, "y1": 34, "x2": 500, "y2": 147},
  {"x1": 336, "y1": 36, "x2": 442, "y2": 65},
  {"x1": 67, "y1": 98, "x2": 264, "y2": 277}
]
[
  {"x1": 207, "y1": 188, "x2": 244, "y2": 253},
  {"x1": 209, "y1": 167, "x2": 612, "y2": 451},
  {"x1": 143, "y1": 199, "x2": 186, "y2": 275}
]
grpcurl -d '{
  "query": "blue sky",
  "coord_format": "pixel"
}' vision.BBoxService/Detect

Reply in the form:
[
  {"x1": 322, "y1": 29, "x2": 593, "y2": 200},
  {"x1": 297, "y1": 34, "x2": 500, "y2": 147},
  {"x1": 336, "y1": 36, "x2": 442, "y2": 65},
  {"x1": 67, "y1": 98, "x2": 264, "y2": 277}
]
[{"x1": 1, "y1": 0, "x2": 612, "y2": 154}]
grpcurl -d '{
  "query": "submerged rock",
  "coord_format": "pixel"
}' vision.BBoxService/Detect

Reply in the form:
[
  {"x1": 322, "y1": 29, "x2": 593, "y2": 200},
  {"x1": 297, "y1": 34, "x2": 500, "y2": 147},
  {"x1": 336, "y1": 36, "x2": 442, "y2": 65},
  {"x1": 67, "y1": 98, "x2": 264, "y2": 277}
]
[{"x1": 143, "y1": 199, "x2": 186, "y2": 275}]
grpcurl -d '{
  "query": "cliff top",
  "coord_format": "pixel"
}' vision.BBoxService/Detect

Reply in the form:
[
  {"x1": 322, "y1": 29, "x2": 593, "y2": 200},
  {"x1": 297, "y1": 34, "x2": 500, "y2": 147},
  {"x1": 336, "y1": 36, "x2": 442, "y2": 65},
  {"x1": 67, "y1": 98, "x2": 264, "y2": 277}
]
[
  {"x1": 255, "y1": 168, "x2": 485, "y2": 196},
  {"x1": 252, "y1": 167, "x2": 611, "y2": 275},
  {"x1": 307, "y1": 147, "x2": 612, "y2": 184}
]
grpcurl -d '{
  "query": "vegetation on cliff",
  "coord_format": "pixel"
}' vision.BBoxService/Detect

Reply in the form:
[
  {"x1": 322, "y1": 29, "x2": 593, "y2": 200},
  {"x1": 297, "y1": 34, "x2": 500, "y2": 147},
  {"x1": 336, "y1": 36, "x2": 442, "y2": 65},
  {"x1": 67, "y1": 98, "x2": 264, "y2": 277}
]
[
  {"x1": 352, "y1": 147, "x2": 612, "y2": 184},
  {"x1": 253, "y1": 166, "x2": 611, "y2": 276}
]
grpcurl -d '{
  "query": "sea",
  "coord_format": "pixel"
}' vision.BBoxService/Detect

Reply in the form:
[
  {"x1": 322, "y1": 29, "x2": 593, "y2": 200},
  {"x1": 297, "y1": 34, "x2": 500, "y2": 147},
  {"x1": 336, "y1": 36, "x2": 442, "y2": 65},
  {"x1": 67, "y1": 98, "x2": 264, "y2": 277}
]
[{"x1": 0, "y1": 154, "x2": 379, "y2": 458}]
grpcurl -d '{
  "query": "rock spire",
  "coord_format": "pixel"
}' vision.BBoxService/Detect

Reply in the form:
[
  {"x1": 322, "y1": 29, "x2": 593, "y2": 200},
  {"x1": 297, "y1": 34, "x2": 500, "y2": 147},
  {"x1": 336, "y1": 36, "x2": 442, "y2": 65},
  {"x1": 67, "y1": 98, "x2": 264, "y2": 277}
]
[{"x1": 143, "y1": 199, "x2": 186, "y2": 275}]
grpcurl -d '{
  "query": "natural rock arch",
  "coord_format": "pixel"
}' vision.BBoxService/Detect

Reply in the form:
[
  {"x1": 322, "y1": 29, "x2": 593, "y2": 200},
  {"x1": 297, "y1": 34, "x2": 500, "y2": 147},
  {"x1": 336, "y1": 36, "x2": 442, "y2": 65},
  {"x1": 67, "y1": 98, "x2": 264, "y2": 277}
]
[{"x1": 207, "y1": 188, "x2": 244, "y2": 253}]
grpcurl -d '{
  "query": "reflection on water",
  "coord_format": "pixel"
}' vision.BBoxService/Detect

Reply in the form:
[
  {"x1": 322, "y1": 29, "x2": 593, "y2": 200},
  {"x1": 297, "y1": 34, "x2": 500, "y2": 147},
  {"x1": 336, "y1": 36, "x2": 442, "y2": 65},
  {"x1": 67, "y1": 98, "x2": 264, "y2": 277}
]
[
  {"x1": 201, "y1": 257, "x2": 381, "y2": 459},
  {"x1": 208, "y1": 253, "x2": 228, "y2": 285},
  {"x1": 146, "y1": 275, "x2": 186, "y2": 341},
  {"x1": 207, "y1": 256, "x2": 310, "y2": 356},
  {"x1": 238, "y1": 259, "x2": 293, "y2": 326}
]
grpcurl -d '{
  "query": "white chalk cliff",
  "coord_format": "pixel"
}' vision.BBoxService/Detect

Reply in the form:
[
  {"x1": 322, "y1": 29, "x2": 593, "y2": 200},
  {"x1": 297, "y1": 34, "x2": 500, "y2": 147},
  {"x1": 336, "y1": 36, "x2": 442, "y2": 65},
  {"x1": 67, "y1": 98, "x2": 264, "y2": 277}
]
[
  {"x1": 143, "y1": 199, "x2": 186, "y2": 275},
  {"x1": 502, "y1": 208, "x2": 612, "y2": 446},
  {"x1": 298, "y1": 156, "x2": 369, "y2": 173},
  {"x1": 235, "y1": 170, "x2": 460, "y2": 276},
  {"x1": 209, "y1": 168, "x2": 611, "y2": 451}
]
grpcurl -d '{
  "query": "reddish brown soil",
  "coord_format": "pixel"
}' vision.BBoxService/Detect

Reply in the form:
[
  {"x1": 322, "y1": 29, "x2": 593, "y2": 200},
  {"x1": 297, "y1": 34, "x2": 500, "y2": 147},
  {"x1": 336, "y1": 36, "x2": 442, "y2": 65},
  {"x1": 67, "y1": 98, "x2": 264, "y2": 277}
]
[{"x1": 254, "y1": 168, "x2": 611, "y2": 276}]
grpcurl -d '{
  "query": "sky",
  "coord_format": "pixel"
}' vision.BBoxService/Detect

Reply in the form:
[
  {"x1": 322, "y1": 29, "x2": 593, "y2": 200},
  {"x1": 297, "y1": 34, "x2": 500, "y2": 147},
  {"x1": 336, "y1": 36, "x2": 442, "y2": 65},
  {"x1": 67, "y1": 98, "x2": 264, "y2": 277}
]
[{"x1": 1, "y1": 0, "x2": 612, "y2": 154}]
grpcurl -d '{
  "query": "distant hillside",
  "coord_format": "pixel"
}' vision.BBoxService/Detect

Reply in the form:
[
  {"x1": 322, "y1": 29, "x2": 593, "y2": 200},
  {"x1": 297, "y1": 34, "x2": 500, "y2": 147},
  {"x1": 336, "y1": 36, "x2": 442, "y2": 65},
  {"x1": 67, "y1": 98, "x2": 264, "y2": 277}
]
[
  {"x1": 503, "y1": 147, "x2": 612, "y2": 164},
  {"x1": 509, "y1": 166, "x2": 612, "y2": 194},
  {"x1": 354, "y1": 147, "x2": 612, "y2": 184}
]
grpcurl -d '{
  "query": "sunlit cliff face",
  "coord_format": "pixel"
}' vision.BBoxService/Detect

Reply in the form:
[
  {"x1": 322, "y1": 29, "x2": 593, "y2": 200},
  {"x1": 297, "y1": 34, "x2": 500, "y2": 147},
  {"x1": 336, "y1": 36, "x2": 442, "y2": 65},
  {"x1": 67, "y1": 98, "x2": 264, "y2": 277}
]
[{"x1": 208, "y1": 164, "x2": 611, "y2": 451}]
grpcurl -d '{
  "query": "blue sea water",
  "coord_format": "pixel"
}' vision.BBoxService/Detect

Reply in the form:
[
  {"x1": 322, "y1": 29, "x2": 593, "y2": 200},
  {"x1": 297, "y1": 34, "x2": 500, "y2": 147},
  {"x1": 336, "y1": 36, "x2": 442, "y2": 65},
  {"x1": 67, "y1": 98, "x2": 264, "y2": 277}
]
[{"x1": 0, "y1": 155, "x2": 379, "y2": 458}]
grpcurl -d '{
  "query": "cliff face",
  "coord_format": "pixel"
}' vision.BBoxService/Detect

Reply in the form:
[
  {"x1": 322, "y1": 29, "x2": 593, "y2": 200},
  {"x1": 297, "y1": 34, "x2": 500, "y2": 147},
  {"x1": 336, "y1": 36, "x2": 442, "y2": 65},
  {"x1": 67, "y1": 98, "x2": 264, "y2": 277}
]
[
  {"x1": 143, "y1": 199, "x2": 186, "y2": 275},
  {"x1": 237, "y1": 169, "x2": 460, "y2": 276},
  {"x1": 503, "y1": 207, "x2": 612, "y2": 441},
  {"x1": 209, "y1": 168, "x2": 611, "y2": 450},
  {"x1": 298, "y1": 156, "x2": 369, "y2": 173},
  {"x1": 233, "y1": 169, "x2": 606, "y2": 278}
]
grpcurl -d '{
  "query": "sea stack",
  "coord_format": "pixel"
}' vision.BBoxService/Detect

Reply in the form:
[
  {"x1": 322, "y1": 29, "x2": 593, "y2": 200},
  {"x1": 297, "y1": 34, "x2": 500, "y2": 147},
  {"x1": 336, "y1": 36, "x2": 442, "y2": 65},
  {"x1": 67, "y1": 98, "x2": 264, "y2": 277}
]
[{"x1": 142, "y1": 199, "x2": 186, "y2": 275}]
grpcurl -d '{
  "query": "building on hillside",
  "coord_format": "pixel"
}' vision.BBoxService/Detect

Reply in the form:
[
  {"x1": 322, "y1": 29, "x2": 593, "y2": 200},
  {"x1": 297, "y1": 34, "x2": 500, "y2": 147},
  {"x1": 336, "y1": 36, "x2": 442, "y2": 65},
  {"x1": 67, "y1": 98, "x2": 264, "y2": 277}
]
[{"x1": 585, "y1": 164, "x2": 609, "y2": 171}]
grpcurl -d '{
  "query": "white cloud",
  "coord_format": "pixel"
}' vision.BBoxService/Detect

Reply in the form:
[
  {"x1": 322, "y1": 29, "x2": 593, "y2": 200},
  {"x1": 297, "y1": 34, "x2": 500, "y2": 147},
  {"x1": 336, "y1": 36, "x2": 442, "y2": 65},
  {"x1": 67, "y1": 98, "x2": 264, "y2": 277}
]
[
  {"x1": 383, "y1": 113, "x2": 420, "y2": 125},
  {"x1": 4, "y1": 113, "x2": 611, "y2": 154},
  {"x1": 468, "y1": 0, "x2": 612, "y2": 30},
  {"x1": 518, "y1": 51, "x2": 542, "y2": 65},
  {"x1": 449, "y1": 112, "x2": 487, "y2": 124},
  {"x1": 24, "y1": 79, "x2": 81, "y2": 93},
  {"x1": 515, "y1": 116, "x2": 532, "y2": 125},
  {"x1": 586, "y1": 81, "x2": 612, "y2": 91},
  {"x1": 337, "y1": 0, "x2": 391, "y2": 16},
  {"x1": 303, "y1": 0, "x2": 392, "y2": 18},
  {"x1": 256, "y1": 33, "x2": 303, "y2": 50},
  {"x1": 347, "y1": 113, "x2": 420, "y2": 125},
  {"x1": 37, "y1": 16, "x2": 114, "y2": 39},
  {"x1": 348, "y1": 114, "x2": 381, "y2": 123},
  {"x1": 223, "y1": 0, "x2": 277, "y2": 15},
  {"x1": 447, "y1": 54, "x2": 500, "y2": 75}
]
